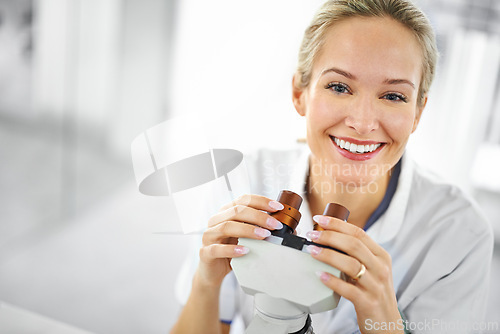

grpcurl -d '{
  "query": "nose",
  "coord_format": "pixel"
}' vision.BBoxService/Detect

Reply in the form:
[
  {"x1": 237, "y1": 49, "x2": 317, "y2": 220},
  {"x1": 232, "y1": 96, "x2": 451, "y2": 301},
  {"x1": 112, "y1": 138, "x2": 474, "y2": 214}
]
[{"x1": 344, "y1": 96, "x2": 379, "y2": 135}]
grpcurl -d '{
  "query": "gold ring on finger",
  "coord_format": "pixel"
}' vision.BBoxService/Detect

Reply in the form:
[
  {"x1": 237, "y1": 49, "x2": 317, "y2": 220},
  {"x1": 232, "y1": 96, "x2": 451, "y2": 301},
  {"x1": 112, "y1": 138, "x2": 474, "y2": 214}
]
[{"x1": 352, "y1": 263, "x2": 366, "y2": 281}]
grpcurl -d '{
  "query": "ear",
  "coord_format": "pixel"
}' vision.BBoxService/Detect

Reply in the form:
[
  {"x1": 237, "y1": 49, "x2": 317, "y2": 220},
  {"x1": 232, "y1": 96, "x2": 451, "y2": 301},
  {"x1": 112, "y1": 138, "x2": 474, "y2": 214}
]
[
  {"x1": 412, "y1": 95, "x2": 427, "y2": 133},
  {"x1": 292, "y1": 73, "x2": 307, "y2": 116}
]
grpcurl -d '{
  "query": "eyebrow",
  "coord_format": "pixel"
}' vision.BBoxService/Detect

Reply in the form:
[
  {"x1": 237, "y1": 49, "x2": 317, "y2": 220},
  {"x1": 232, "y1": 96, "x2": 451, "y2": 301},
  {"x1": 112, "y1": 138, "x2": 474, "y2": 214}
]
[
  {"x1": 320, "y1": 67, "x2": 416, "y2": 90},
  {"x1": 320, "y1": 67, "x2": 356, "y2": 80},
  {"x1": 383, "y1": 78, "x2": 415, "y2": 90}
]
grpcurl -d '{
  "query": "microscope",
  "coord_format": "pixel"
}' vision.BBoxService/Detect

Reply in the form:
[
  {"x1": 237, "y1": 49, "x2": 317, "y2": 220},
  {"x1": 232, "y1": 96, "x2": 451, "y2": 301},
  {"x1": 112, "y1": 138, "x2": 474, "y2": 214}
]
[{"x1": 232, "y1": 190, "x2": 349, "y2": 334}]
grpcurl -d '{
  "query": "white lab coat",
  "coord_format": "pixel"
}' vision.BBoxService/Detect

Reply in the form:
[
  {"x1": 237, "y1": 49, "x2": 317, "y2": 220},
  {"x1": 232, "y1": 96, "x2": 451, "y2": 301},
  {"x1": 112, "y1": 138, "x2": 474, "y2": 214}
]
[{"x1": 176, "y1": 146, "x2": 494, "y2": 334}]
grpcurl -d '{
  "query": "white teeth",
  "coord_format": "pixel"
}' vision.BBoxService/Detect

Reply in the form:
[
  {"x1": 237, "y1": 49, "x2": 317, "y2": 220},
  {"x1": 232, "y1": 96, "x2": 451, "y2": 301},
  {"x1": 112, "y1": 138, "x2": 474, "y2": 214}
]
[{"x1": 332, "y1": 137, "x2": 382, "y2": 154}]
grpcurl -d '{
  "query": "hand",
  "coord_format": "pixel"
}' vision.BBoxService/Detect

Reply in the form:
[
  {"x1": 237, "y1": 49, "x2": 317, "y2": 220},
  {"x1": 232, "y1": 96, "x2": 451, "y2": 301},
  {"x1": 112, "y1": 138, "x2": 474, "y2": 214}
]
[
  {"x1": 196, "y1": 194, "x2": 284, "y2": 288},
  {"x1": 306, "y1": 215, "x2": 404, "y2": 334}
]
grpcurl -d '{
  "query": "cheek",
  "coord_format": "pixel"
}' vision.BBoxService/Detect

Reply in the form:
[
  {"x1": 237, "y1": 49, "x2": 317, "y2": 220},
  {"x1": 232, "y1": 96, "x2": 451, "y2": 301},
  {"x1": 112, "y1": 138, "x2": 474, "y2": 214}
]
[
  {"x1": 306, "y1": 98, "x2": 343, "y2": 132},
  {"x1": 384, "y1": 109, "x2": 416, "y2": 143}
]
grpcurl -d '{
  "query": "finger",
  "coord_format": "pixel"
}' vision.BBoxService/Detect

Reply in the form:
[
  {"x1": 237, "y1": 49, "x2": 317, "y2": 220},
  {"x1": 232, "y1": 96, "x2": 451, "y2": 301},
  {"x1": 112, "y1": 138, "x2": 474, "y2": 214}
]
[
  {"x1": 316, "y1": 271, "x2": 363, "y2": 304},
  {"x1": 313, "y1": 215, "x2": 386, "y2": 257},
  {"x1": 199, "y1": 244, "x2": 249, "y2": 262},
  {"x1": 203, "y1": 220, "x2": 272, "y2": 245},
  {"x1": 218, "y1": 194, "x2": 284, "y2": 213},
  {"x1": 306, "y1": 230, "x2": 376, "y2": 269},
  {"x1": 208, "y1": 205, "x2": 283, "y2": 230},
  {"x1": 308, "y1": 245, "x2": 371, "y2": 283},
  {"x1": 308, "y1": 243, "x2": 380, "y2": 293}
]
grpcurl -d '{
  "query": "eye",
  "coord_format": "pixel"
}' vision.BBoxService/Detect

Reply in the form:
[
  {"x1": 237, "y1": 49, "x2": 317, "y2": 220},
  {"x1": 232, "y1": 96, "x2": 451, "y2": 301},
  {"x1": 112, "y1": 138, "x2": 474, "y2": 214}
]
[
  {"x1": 325, "y1": 82, "x2": 351, "y2": 95},
  {"x1": 382, "y1": 93, "x2": 408, "y2": 103}
]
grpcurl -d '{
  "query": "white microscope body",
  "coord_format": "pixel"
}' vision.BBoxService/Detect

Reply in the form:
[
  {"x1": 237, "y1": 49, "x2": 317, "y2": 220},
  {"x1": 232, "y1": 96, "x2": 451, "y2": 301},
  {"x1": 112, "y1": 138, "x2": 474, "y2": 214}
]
[{"x1": 232, "y1": 191, "x2": 349, "y2": 334}]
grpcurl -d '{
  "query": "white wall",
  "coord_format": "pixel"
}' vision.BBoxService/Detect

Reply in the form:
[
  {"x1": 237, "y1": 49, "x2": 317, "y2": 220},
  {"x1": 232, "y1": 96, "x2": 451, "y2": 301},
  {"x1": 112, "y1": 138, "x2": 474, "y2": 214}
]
[
  {"x1": 169, "y1": 0, "x2": 325, "y2": 152},
  {"x1": 33, "y1": 0, "x2": 172, "y2": 158}
]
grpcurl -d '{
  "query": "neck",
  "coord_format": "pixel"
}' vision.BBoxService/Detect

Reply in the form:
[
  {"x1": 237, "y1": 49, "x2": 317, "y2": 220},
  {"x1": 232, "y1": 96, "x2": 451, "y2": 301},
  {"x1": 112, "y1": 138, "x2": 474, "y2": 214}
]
[{"x1": 306, "y1": 156, "x2": 391, "y2": 229}]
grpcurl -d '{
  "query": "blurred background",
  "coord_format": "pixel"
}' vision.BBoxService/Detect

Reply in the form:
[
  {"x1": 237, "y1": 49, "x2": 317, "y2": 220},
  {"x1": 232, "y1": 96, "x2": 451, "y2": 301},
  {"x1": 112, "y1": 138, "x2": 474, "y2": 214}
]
[{"x1": 0, "y1": 0, "x2": 499, "y2": 333}]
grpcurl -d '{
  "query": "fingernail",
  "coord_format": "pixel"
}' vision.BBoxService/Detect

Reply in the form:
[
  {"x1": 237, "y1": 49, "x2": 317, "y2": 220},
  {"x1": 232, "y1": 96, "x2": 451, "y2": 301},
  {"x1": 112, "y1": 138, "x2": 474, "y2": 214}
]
[
  {"x1": 313, "y1": 215, "x2": 329, "y2": 227},
  {"x1": 234, "y1": 246, "x2": 249, "y2": 255},
  {"x1": 255, "y1": 227, "x2": 271, "y2": 238},
  {"x1": 267, "y1": 217, "x2": 283, "y2": 230},
  {"x1": 306, "y1": 231, "x2": 321, "y2": 241},
  {"x1": 268, "y1": 200, "x2": 284, "y2": 211},
  {"x1": 315, "y1": 271, "x2": 330, "y2": 282},
  {"x1": 307, "y1": 245, "x2": 321, "y2": 256}
]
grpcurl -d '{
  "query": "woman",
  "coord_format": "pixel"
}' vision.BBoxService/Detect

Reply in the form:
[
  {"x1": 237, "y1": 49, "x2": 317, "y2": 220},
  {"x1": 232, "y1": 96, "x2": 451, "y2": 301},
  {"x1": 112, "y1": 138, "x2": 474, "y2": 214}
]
[{"x1": 172, "y1": 0, "x2": 493, "y2": 333}]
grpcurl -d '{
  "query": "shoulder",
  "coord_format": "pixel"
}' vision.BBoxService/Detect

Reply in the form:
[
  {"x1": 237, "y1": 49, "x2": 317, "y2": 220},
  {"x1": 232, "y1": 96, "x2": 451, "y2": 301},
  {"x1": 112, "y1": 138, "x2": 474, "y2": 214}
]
[
  {"x1": 395, "y1": 158, "x2": 493, "y2": 283},
  {"x1": 407, "y1": 159, "x2": 492, "y2": 239},
  {"x1": 394, "y1": 159, "x2": 494, "y2": 313}
]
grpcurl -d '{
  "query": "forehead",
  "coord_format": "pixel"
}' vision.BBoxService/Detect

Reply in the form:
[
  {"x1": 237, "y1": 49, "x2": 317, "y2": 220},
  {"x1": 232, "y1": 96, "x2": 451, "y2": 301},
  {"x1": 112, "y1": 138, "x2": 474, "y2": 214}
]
[{"x1": 313, "y1": 16, "x2": 423, "y2": 84}]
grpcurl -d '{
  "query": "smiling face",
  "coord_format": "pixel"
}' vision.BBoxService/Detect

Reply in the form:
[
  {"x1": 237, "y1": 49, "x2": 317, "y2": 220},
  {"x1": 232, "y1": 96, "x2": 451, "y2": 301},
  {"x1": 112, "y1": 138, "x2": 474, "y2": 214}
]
[{"x1": 293, "y1": 16, "x2": 426, "y2": 186}]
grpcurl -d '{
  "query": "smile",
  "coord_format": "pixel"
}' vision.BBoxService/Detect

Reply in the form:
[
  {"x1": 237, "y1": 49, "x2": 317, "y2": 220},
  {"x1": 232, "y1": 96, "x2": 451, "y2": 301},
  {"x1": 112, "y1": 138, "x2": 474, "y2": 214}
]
[{"x1": 331, "y1": 136, "x2": 382, "y2": 154}]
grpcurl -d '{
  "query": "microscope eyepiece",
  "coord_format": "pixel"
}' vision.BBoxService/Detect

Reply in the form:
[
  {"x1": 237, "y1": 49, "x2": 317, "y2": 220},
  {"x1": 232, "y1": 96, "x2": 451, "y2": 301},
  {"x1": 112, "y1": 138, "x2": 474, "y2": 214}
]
[
  {"x1": 277, "y1": 190, "x2": 302, "y2": 210},
  {"x1": 270, "y1": 190, "x2": 302, "y2": 235},
  {"x1": 270, "y1": 190, "x2": 350, "y2": 241},
  {"x1": 324, "y1": 202, "x2": 349, "y2": 221},
  {"x1": 314, "y1": 203, "x2": 350, "y2": 231}
]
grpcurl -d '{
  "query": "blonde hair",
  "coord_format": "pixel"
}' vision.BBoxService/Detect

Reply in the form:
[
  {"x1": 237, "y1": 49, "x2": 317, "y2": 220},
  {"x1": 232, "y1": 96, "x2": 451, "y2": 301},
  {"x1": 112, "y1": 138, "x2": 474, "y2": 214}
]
[{"x1": 296, "y1": 0, "x2": 438, "y2": 106}]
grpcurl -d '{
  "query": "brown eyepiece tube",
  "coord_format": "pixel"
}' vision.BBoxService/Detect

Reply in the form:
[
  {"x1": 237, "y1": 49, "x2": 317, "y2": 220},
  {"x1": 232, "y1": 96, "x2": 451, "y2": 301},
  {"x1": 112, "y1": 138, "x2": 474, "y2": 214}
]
[
  {"x1": 269, "y1": 190, "x2": 302, "y2": 233},
  {"x1": 314, "y1": 203, "x2": 350, "y2": 231}
]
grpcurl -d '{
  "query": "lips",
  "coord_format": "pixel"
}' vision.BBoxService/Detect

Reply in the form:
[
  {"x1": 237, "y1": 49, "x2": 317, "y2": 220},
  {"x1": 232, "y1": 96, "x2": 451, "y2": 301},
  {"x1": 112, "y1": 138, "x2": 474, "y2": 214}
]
[{"x1": 330, "y1": 136, "x2": 385, "y2": 161}]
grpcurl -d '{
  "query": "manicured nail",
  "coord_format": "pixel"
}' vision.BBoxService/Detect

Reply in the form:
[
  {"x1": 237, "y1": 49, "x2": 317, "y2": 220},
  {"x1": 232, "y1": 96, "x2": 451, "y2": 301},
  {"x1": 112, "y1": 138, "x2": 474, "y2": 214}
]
[
  {"x1": 267, "y1": 217, "x2": 283, "y2": 230},
  {"x1": 268, "y1": 200, "x2": 284, "y2": 211},
  {"x1": 313, "y1": 215, "x2": 329, "y2": 227},
  {"x1": 315, "y1": 271, "x2": 331, "y2": 282},
  {"x1": 234, "y1": 246, "x2": 249, "y2": 255},
  {"x1": 307, "y1": 245, "x2": 321, "y2": 256},
  {"x1": 255, "y1": 227, "x2": 271, "y2": 238},
  {"x1": 306, "y1": 231, "x2": 321, "y2": 241}
]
